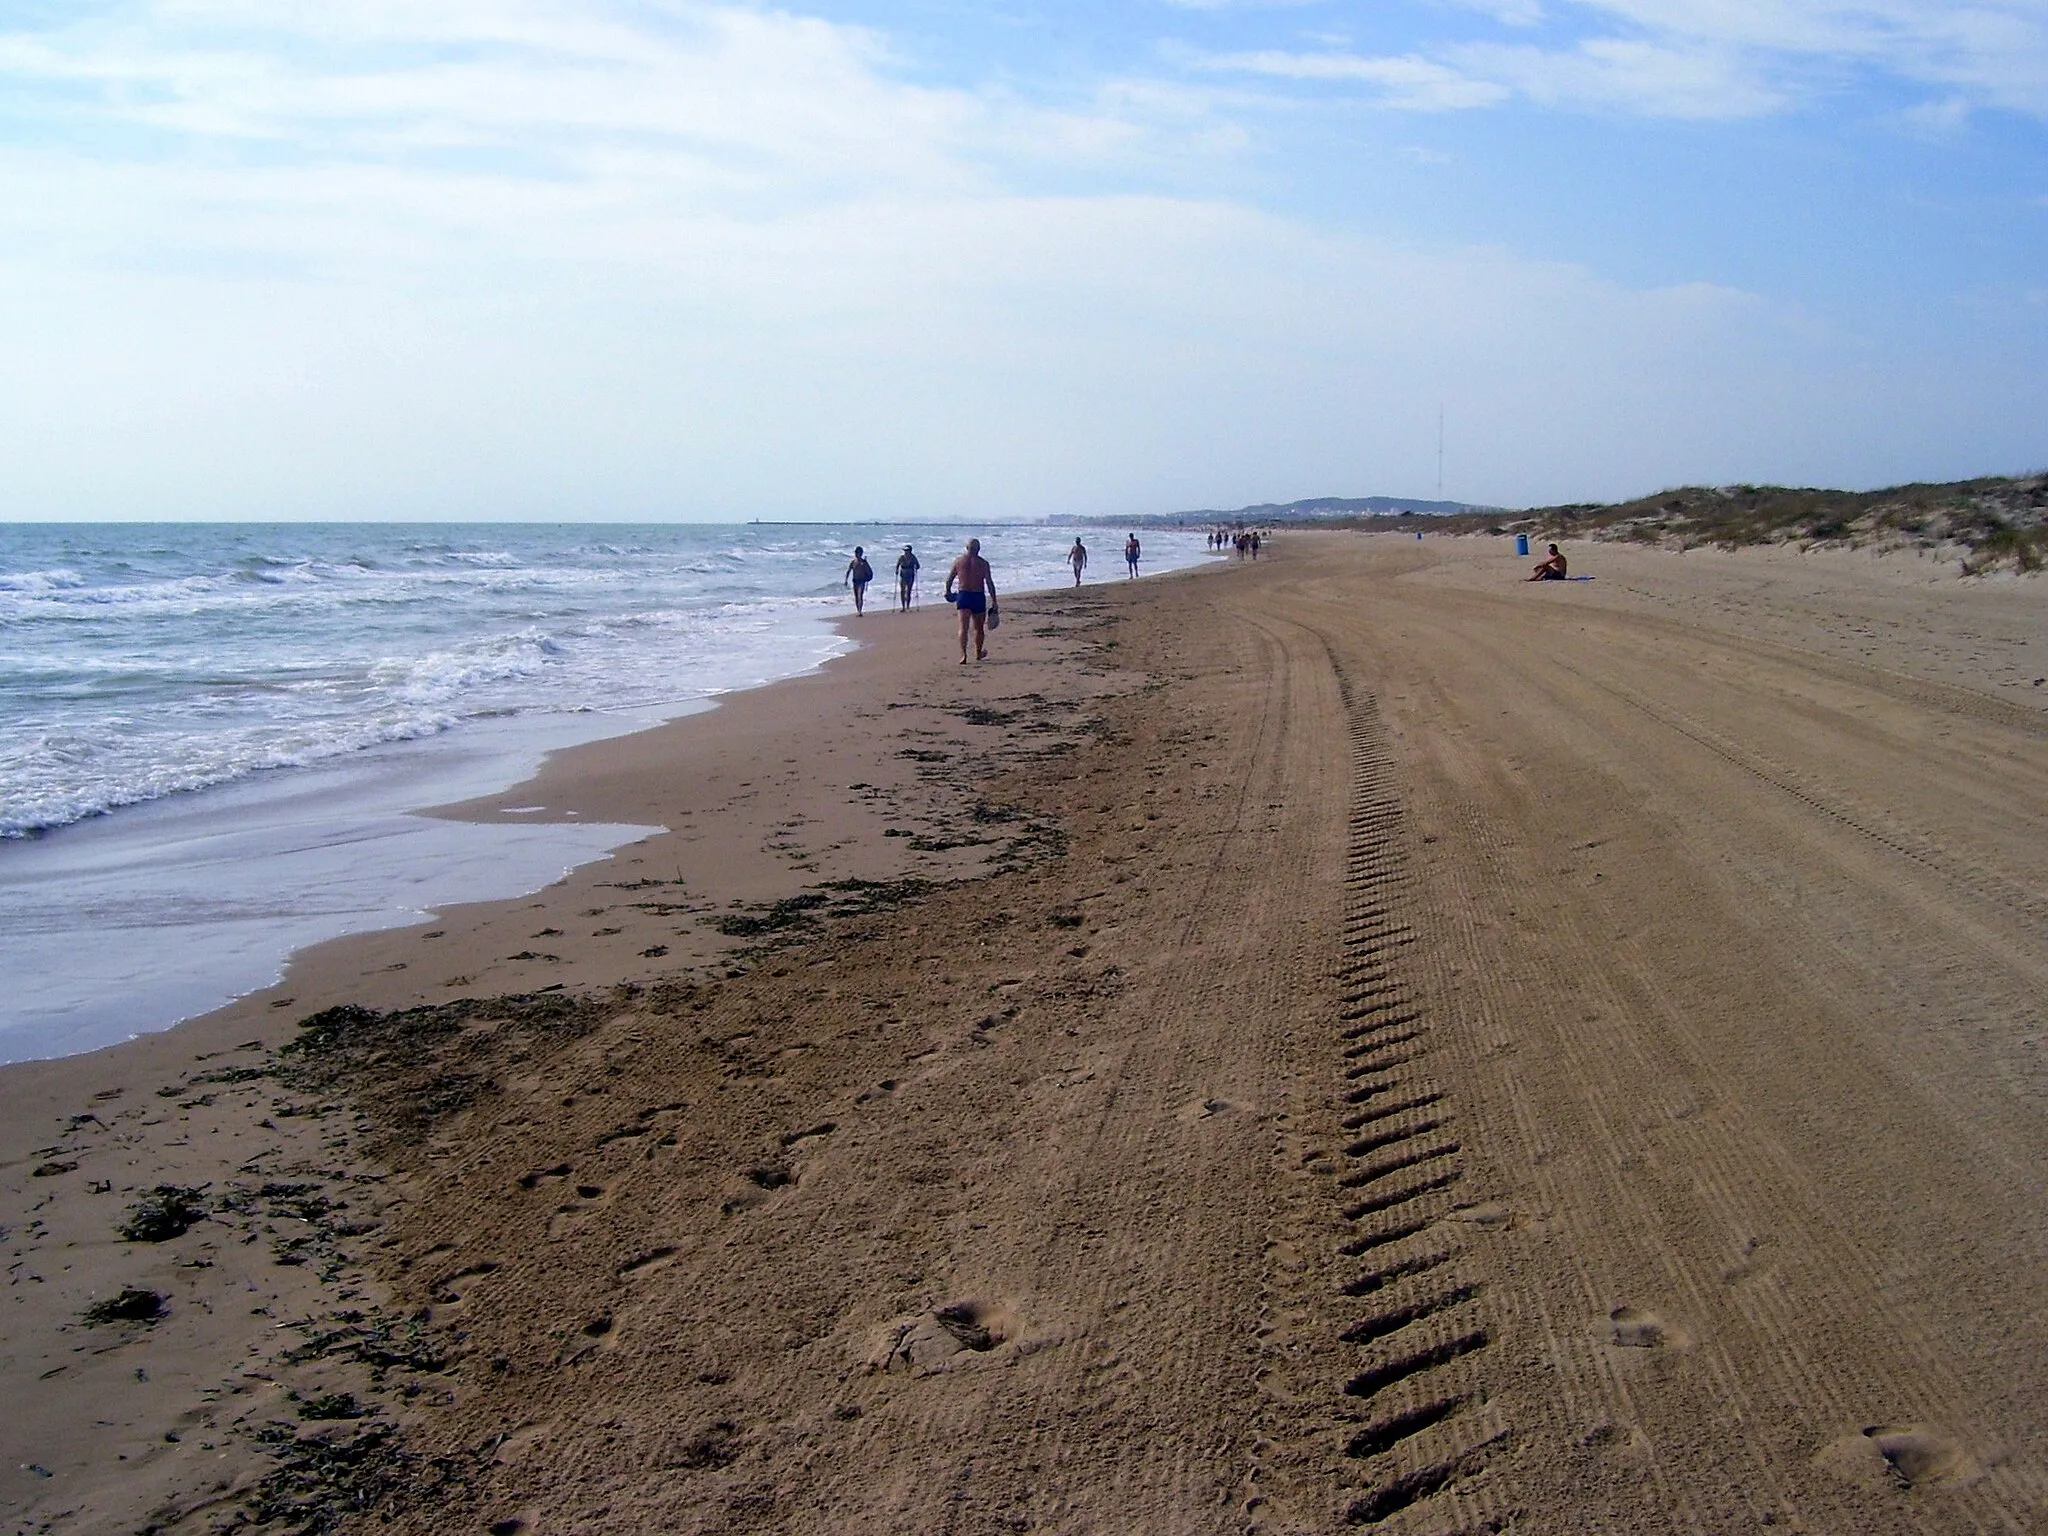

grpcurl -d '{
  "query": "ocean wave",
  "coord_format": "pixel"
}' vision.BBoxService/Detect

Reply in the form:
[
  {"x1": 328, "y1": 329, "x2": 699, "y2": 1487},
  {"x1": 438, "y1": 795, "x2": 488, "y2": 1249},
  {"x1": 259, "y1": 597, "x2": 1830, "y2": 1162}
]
[
  {"x1": 0, "y1": 571, "x2": 229, "y2": 613},
  {"x1": 368, "y1": 628, "x2": 564, "y2": 706},
  {"x1": 0, "y1": 708, "x2": 463, "y2": 837},
  {"x1": 0, "y1": 521, "x2": 1213, "y2": 840},
  {"x1": 0, "y1": 567, "x2": 89, "y2": 593}
]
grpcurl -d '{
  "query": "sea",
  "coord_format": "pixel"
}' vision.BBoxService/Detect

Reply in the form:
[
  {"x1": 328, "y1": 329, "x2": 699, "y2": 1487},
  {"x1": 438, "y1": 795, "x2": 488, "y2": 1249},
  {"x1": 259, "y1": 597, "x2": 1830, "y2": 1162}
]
[{"x1": 0, "y1": 522, "x2": 1213, "y2": 1063}]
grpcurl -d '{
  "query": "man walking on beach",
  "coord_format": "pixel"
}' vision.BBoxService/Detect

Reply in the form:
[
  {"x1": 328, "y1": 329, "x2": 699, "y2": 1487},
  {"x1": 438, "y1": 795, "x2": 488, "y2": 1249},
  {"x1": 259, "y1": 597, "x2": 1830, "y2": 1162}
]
[
  {"x1": 1068, "y1": 537, "x2": 1087, "y2": 586},
  {"x1": 945, "y1": 538, "x2": 998, "y2": 663},
  {"x1": 1124, "y1": 533, "x2": 1141, "y2": 579},
  {"x1": 896, "y1": 545, "x2": 920, "y2": 611}
]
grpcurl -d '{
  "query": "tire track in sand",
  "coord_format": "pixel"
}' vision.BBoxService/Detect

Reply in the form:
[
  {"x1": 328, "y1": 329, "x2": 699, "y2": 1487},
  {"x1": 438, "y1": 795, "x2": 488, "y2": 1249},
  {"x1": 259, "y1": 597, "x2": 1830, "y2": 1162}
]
[
  {"x1": 1321, "y1": 671, "x2": 1513, "y2": 1532},
  {"x1": 1328, "y1": 580, "x2": 2048, "y2": 1533}
]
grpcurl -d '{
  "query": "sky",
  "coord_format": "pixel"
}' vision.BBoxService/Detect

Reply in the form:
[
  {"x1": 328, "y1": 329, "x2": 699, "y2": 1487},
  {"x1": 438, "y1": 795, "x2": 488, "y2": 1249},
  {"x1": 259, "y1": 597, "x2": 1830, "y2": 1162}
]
[{"x1": 1, "y1": 1, "x2": 2043, "y2": 520}]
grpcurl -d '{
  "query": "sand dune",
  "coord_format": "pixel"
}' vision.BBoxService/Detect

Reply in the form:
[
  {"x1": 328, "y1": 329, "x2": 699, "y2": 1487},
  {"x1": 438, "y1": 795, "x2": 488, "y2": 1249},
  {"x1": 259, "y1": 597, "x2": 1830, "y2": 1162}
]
[{"x1": 4, "y1": 535, "x2": 2043, "y2": 1533}]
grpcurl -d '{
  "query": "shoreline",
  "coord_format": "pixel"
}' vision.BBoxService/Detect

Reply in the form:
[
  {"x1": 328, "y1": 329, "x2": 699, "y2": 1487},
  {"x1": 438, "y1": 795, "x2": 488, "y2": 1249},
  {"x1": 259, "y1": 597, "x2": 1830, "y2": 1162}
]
[
  {"x1": 6, "y1": 534, "x2": 2044, "y2": 1533},
  {"x1": 0, "y1": 540, "x2": 1217, "y2": 1067},
  {"x1": 0, "y1": 575, "x2": 1147, "y2": 1534}
]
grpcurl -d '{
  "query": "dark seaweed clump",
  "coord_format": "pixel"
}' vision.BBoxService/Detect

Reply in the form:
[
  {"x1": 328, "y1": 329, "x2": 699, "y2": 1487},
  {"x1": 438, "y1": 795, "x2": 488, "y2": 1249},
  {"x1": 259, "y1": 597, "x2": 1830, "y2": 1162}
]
[
  {"x1": 711, "y1": 891, "x2": 828, "y2": 937},
  {"x1": 83, "y1": 1288, "x2": 165, "y2": 1325},
  {"x1": 119, "y1": 1186, "x2": 209, "y2": 1243},
  {"x1": 279, "y1": 994, "x2": 608, "y2": 1145}
]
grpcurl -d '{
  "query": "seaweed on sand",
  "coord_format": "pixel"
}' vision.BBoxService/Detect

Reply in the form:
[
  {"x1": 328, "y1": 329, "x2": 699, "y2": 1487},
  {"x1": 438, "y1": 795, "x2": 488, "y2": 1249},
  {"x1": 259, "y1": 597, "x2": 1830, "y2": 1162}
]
[
  {"x1": 279, "y1": 993, "x2": 609, "y2": 1146},
  {"x1": 119, "y1": 1186, "x2": 209, "y2": 1243},
  {"x1": 82, "y1": 1287, "x2": 165, "y2": 1325}
]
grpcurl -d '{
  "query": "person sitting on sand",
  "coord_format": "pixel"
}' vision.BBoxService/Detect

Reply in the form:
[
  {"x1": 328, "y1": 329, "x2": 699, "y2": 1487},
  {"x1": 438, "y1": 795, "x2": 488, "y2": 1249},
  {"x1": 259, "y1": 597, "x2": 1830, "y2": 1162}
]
[
  {"x1": 1528, "y1": 543, "x2": 1568, "y2": 581},
  {"x1": 845, "y1": 547, "x2": 875, "y2": 614},
  {"x1": 1068, "y1": 537, "x2": 1088, "y2": 586},
  {"x1": 945, "y1": 538, "x2": 998, "y2": 663},
  {"x1": 895, "y1": 544, "x2": 920, "y2": 611}
]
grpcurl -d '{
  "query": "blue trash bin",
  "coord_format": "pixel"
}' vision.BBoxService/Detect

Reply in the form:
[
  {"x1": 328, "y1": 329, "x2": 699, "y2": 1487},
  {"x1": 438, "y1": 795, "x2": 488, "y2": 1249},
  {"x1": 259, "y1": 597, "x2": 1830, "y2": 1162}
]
[{"x1": 1515, "y1": 534, "x2": 1530, "y2": 556}]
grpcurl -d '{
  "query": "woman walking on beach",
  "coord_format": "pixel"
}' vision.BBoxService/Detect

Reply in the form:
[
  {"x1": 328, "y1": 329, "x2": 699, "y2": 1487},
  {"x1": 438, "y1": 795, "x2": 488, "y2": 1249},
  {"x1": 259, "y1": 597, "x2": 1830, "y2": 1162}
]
[
  {"x1": 1068, "y1": 537, "x2": 1088, "y2": 586},
  {"x1": 895, "y1": 545, "x2": 920, "y2": 611},
  {"x1": 845, "y1": 547, "x2": 874, "y2": 615},
  {"x1": 945, "y1": 538, "x2": 998, "y2": 663}
]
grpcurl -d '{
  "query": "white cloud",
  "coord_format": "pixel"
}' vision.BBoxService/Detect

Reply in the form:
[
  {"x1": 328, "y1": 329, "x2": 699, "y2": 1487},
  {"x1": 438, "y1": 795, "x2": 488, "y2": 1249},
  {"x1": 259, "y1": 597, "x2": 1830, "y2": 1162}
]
[
  {"x1": 0, "y1": 1, "x2": 2038, "y2": 520},
  {"x1": 1200, "y1": 48, "x2": 1511, "y2": 109},
  {"x1": 0, "y1": 6, "x2": 985, "y2": 196},
  {"x1": 1443, "y1": 0, "x2": 1550, "y2": 24},
  {"x1": 1192, "y1": 0, "x2": 2048, "y2": 120},
  {"x1": 1159, "y1": 0, "x2": 1332, "y2": 10},
  {"x1": 1452, "y1": 34, "x2": 1786, "y2": 116},
  {"x1": 3, "y1": 183, "x2": 1885, "y2": 517},
  {"x1": 1197, "y1": 36, "x2": 1774, "y2": 117},
  {"x1": 1574, "y1": 0, "x2": 2048, "y2": 116}
]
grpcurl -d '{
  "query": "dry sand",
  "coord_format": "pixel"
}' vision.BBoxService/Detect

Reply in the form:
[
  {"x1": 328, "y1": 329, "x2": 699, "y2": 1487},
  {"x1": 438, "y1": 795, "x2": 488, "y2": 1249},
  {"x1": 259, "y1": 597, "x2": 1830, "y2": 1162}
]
[{"x1": 4, "y1": 535, "x2": 2045, "y2": 1534}]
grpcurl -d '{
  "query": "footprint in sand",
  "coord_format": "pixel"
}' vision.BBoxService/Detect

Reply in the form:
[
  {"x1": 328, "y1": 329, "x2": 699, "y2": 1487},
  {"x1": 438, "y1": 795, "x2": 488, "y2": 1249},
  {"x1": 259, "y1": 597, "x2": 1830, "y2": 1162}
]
[
  {"x1": 779, "y1": 1122, "x2": 838, "y2": 1148},
  {"x1": 1576, "y1": 1421, "x2": 1653, "y2": 1458},
  {"x1": 1606, "y1": 1305, "x2": 1690, "y2": 1350},
  {"x1": 517, "y1": 1163, "x2": 572, "y2": 1192},
  {"x1": 1816, "y1": 1423, "x2": 1980, "y2": 1490},
  {"x1": 430, "y1": 1261, "x2": 501, "y2": 1306},
  {"x1": 1451, "y1": 1201, "x2": 1517, "y2": 1229},
  {"x1": 1721, "y1": 1236, "x2": 1766, "y2": 1284},
  {"x1": 719, "y1": 1164, "x2": 793, "y2": 1215},
  {"x1": 548, "y1": 1183, "x2": 615, "y2": 1237},
  {"x1": 873, "y1": 1301, "x2": 1008, "y2": 1373},
  {"x1": 1863, "y1": 1425, "x2": 1979, "y2": 1487},
  {"x1": 617, "y1": 1246, "x2": 680, "y2": 1279},
  {"x1": 556, "y1": 1312, "x2": 624, "y2": 1365}
]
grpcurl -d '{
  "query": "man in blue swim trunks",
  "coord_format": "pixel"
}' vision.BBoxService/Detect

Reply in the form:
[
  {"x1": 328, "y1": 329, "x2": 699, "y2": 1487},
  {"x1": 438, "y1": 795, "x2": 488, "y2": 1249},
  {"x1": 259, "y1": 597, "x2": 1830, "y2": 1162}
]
[{"x1": 944, "y1": 538, "x2": 998, "y2": 663}]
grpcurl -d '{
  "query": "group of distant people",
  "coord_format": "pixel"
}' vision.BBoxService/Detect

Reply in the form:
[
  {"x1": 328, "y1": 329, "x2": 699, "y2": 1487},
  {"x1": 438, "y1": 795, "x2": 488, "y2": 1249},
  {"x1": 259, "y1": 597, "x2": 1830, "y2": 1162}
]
[
  {"x1": 840, "y1": 530, "x2": 1158, "y2": 664},
  {"x1": 842, "y1": 543, "x2": 930, "y2": 617},
  {"x1": 845, "y1": 529, "x2": 1561, "y2": 661},
  {"x1": 842, "y1": 537, "x2": 999, "y2": 662},
  {"x1": 1063, "y1": 533, "x2": 1143, "y2": 585}
]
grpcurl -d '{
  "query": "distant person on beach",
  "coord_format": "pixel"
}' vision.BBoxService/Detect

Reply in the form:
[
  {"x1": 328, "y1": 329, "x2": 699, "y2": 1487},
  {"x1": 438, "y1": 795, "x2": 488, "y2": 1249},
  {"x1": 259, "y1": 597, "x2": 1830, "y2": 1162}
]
[
  {"x1": 895, "y1": 545, "x2": 920, "y2": 611},
  {"x1": 1250, "y1": 532, "x2": 1262, "y2": 560},
  {"x1": 845, "y1": 547, "x2": 874, "y2": 614},
  {"x1": 945, "y1": 538, "x2": 998, "y2": 663},
  {"x1": 1124, "y1": 533, "x2": 1141, "y2": 579},
  {"x1": 1068, "y1": 538, "x2": 1088, "y2": 586},
  {"x1": 1528, "y1": 543, "x2": 1568, "y2": 581}
]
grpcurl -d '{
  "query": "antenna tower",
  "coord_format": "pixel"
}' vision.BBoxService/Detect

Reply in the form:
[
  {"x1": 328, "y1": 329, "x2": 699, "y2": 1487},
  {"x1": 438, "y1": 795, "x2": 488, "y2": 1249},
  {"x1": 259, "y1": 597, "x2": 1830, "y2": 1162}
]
[{"x1": 1436, "y1": 405, "x2": 1445, "y2": 501}]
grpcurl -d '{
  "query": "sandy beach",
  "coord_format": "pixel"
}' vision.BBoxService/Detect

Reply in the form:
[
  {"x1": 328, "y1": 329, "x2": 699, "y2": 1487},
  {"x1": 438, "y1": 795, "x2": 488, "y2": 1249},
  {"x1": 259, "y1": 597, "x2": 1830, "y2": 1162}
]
[{"x1": 5, "y1": 534, "x2": 2045, "y2": 1534}]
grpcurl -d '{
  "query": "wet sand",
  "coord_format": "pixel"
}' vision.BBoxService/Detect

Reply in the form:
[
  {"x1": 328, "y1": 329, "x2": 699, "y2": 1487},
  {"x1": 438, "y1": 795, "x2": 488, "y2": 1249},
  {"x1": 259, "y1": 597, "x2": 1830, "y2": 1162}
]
[{"x1": 4, "y1": 536, "x2": 2045, "y2": 1533}]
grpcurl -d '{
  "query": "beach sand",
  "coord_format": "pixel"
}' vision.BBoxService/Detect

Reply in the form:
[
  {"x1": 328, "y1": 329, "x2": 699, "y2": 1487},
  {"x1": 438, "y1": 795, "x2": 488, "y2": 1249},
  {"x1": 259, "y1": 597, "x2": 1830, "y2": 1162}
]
[{"x1": 5, "y1": 535, "x2": 2045, "y2": 1533}]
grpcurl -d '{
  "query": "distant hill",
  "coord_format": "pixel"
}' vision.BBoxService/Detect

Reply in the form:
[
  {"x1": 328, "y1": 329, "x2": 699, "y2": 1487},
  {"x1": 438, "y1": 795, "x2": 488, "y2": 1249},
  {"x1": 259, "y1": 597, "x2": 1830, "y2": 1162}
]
[
  {"x1": 1056, "y1": 495, "x2": 1487, "y2": 529},
  {"x1": 1419, "y1": 473, "x2": 2047, "y2": 576},
  {"x1": 1187, "y1": 494, "x2": 1486, "y2": 520}
]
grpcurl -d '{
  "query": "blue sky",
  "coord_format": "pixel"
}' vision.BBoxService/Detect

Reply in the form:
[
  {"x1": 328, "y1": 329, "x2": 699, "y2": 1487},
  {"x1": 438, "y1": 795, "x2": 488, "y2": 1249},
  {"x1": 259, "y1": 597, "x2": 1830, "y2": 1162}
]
[{"x1": 0, "y1": 1, "x2": 2043, "y2": 519}]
